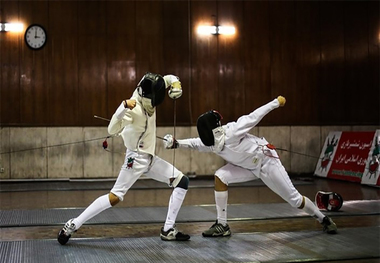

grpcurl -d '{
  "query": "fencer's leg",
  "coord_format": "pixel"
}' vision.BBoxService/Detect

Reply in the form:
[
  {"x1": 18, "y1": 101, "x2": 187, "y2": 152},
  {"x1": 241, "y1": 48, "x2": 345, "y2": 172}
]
[
  {"x1": 214, "y1": 176, "x2": 228, "y2": 226},
  {"x1": 161, "y1": 173, "x2": 190, "y2": 241},
  {"x1": 72, "y1": 193, "x2": 113, "y2": 229},
  {"x1": 202, "y1": 175, "x2": 231, "y2": 237},
  {"x1": 298, "y1": 196, "x2": 325, "y2": 222},
  {"x1": 163, "y1": 173, "x2": 189, "y2": 231},
  {"x1": 58, "y1": 150, "x2": 143, "y2": 245},
  {"x1": 58, "y1": 193, "x2": 113, "y2": 245},
  {"x1": 299, "y1": 196, "x2": 337, "y2": 234},
  {"x1": 146, "y1": 156, "x2": 190, "y2": 240},
  {"x1": 260, "y1": 157, "x2": 337, "y2": 234}
]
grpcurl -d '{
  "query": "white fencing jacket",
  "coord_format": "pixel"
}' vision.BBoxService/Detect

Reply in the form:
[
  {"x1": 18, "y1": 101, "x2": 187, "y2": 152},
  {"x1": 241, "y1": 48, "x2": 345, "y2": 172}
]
[
  {"x1": 177, "y1": 99, "x2": 281, "y2": 173},
  {"x1": 108, "y1": 89, "x2": 156, "y2": 156}
]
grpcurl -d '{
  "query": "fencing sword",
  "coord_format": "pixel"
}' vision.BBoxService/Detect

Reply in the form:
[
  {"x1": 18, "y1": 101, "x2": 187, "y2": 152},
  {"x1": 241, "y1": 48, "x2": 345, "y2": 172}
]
[
  {"x1": 94, "y1": 115, "x2": 110, "y2": 122},
  {"x1": 172, "y1": 99, "x2": 177, "y2": 177},
  {"x1": 100, "y1": 116, "x2": 323, "y2": 159}
]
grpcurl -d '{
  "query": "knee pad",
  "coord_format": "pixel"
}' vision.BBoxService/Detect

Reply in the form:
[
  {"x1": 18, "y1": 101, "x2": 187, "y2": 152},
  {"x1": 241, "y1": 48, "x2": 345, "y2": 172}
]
[
  {"x1": 171, "y1": 173, "x2": 189, "y2": 190},
  {"x1": 109, "y1": 192, "x2": 121, "y2": 206},
  {"x1": 297, "y1": 196, "x2": 306, "y2": 209}
]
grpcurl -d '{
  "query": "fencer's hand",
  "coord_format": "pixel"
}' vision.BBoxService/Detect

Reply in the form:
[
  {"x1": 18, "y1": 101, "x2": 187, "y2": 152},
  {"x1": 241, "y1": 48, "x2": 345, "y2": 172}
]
[
  {"x1": 124, "y1": 99, "x2": 136, "y2": 110},
  {"x1": 168, "y1": 81, "x2": 183, "y2": 99},
  {"x1": 163, "y1": 134, "x2": 179, "y2": 149},
  {"x1": 277, "y1": 96, "x2": 286, "y2": 107}
]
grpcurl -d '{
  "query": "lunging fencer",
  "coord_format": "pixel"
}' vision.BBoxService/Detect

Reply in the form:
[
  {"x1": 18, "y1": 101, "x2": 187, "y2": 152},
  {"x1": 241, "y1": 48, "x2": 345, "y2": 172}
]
[
  {"x1": 163, "y1": 96, "x2": 338, "y2": 237},
  {"x1": 58, "y1": 72, "x2": 190, "y2": 245}
]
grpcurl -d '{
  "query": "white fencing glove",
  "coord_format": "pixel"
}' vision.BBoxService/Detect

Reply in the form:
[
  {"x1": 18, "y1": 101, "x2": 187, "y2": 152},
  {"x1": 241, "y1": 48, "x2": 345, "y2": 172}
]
[
  {"x1": 168, "y1": 80, "x2": 182, "y2": 99},
  {"x1": 164, "y1": 75, "x2": 182, "y2": 99},
  {"x1": 163, "y1": 134, "x2": 179, "y2": 149}
]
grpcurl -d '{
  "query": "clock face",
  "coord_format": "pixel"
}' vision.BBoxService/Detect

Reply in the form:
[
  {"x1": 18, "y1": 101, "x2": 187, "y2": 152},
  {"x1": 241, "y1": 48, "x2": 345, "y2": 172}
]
[{"x1": 24, "y1": 24, "x2": 47, "y2": 50}]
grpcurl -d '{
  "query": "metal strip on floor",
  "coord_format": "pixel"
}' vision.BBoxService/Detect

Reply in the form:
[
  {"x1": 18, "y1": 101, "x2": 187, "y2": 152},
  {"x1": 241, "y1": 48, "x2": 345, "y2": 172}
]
[
  {"x1": 1, "y1": 200, "x2": 379, "y2": 227},
  {"x1": 0, "y1": 178, "x2": 312, "y2": 192},
  {"x1": 0, "y1": 226, "x2": 378, "y2": 263}
]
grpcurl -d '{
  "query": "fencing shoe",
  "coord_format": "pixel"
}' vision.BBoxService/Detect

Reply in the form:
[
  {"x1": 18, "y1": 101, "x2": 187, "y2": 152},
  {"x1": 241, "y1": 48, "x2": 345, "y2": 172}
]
[
  {"x1": 160, "y1": 226, "x2": 190, "y2": 241},
  {"x1": 321, "y1": 216, "x2": 338, "y2": 234},
  {"x1": 202, "y1": 221, "x2": 231, "y2": 237},
  {"x1": 58, "y1": 218, "x2": 77, "y2": 245}
]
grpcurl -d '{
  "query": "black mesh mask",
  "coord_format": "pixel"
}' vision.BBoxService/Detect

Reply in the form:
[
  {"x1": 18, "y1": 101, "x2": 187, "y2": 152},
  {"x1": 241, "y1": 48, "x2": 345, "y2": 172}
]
[
  {"x1": 137, "y1": 72, "x2": 166, "y2": 107},
  {"x1": 196, "y1": 110, "x2": 223, "y2": 146}
]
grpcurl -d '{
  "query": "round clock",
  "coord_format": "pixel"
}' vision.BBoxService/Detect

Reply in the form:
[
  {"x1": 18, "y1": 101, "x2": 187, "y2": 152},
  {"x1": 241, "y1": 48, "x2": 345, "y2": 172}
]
[{"x1": 24, "y1": 24, "x2": 47, "y2": 50}]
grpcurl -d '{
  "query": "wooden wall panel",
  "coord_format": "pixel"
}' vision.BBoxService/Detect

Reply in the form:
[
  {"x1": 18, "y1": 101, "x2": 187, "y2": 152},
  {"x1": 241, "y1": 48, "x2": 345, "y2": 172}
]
[
  {"x1": 1, "y1": 0, "x2": 21, "y2": 125},
  {"x1": 190, "y1": 1, "x2": 219, "y2": 123},
  {"x1": 319, "y1": 1, "x2": 345, "y2": 125},
  {"x1": 105, "y1": 1, "x2": 136, "y2": 122},
  {"x1": 344, "y1": 1, "x2": 373, "y2": 125},
  {"x1": 217, "y1": 0, "x2": 244, "y2": 123},
  {"x1": 268, "y1": 1, "x2": 297, "y2": 125},
  {"x1": 243, "y1": 1, "x2": 272, "y2": 117},
  {"x1": 160, "y1": 0, "x2": 190, "y2": 126},
  {"x1": 77, "y1": 1, "x2": 107, "y2": 126},
  {"x1": 294, "y1": 1, "x2": 320, "y2": 125},
  {"x1": 368, "y1": 1, "x2": 380, "y2": 125},
  {"x1": 0, "y1": 0, "x2": 378, "y2": 127},
  {"x1": 48, "y1": 1, "x2": 79, "y2": 125},
  {"x1": 19, "y1": 0, "x2": 49, "y2": 125},
  {"x1": 135, "y1": 1, "x2": 163, "y2": 77}
]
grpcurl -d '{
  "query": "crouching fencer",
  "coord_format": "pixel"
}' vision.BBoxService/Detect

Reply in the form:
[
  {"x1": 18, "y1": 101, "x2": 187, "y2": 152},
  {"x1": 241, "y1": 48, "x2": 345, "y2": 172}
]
[
  {"x1": 58, "y1": 72, "x2": 190, "y2": 245},
  {"x1": 163, "y1": 96, "x2": 338, "y2": 237}
]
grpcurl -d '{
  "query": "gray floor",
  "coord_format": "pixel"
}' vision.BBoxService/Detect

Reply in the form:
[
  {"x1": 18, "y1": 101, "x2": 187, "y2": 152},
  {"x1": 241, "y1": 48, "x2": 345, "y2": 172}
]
[
  {"x1": 1, "y1": 200, "x2": 379, "y2": 227},
  {"x1": 0, "y1": 177, "x2": 313, "y2": 192},
  {"x1": 1, "y1": 177, "x2": 379, "y2": 263},
  {"x1": 1, "y1": 201, "x2": 379, "y2": 262},
  {"x1": 1, "y1": 226, "x2": 379, "y2": 263}
]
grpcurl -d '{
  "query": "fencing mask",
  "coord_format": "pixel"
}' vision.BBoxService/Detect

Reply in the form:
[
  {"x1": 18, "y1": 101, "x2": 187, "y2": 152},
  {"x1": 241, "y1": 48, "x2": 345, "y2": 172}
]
[
  {"x1": 315, "y1": 191, "x2": 343, "y2": 212},
  {"x1": 197, "y1": 110, "x2": 223, "y2": 146},
  {"x1": 137, "y1": 72, "x2": 166, "y2": 107}
]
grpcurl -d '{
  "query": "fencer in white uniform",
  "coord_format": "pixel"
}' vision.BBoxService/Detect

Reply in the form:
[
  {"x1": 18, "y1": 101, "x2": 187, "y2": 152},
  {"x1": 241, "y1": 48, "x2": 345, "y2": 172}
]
[
  {"x1": 164, "y1": 96, "x2": 338, "y2": 237},
  {"x1": 58, "y1": 72, "x2": 190, "y2": 245}
]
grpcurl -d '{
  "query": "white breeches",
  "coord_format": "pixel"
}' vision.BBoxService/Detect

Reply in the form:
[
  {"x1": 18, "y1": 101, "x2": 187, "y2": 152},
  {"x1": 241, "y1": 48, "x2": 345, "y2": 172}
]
[
  {"x1": 215, "y1": 156, "x2": 303, "y2": 208},
  {"x1": 111, "y1": 149, "x2": 182, "y2": 201}
]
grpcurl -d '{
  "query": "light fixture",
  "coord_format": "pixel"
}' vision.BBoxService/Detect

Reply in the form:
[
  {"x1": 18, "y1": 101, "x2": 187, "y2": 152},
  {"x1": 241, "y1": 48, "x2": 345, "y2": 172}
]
[
  {"x1": 0, "y1": 22, "x2": 24, "y2": 32},
  {"x1": 197, "y1": 25, "x2": 235, "y2": 36},
  {"x1": 217, "y1": 26, "x2": 235, "y2": 35},
  {"x1": 197, "y1": 25, "x2": 217, "y2": 35}
]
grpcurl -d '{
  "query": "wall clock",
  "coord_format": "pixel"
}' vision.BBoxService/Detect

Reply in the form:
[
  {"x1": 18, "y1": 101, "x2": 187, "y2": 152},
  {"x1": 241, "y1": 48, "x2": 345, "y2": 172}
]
[{"x1": 24, "y1": 24, "x2": 47, "y2": 50}]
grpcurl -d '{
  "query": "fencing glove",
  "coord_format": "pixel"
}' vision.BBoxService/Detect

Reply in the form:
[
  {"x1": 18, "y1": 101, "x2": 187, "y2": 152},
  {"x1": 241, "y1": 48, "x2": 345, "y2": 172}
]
[{"x1": 163, "y1": 134, "x2": 179, "y2": 149}]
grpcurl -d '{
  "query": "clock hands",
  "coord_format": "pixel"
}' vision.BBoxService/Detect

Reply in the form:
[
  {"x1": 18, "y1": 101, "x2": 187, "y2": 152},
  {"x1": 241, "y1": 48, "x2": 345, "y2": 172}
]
[{"x1": 34, "y1": 28, "x2": 41, "y2": 38}]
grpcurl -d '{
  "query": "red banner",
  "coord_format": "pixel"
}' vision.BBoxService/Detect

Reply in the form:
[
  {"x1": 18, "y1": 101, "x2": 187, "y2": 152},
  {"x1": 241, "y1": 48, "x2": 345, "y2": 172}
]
[
  {"x1": 315, "y1": 130, "x2": 380, "y2": 186},
  {"x1": 328, "y1": 132, "x2": 374, "y2": 182}
]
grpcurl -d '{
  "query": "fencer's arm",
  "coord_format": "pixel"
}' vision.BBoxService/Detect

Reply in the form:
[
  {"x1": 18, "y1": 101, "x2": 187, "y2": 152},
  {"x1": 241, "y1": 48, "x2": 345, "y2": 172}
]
[
  {"x1": 163, "y1": 134, "x2": 213, "y2": 152},
  {"x1": 108, "y1": 100, "x2": 135, "y2": 135},
  {"x1": 231, "y1": 96, "x2": 285, "y2": 138},
  {"x1": 177, "y1": 137, "x2": 213, "y2": 152},
  {"x1": 163, "y1": 75, "x2": 180, "y2": 88}
]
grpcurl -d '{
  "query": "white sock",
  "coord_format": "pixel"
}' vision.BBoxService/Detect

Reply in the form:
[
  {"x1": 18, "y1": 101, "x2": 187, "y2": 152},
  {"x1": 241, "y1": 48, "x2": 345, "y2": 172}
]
[
  {"x1": 215, "y1": 190, "x2": 228, "y2": 226},
  {"x1": 164, "y1": 187, "x2": 187, "y2": 231},
  {"x1": 72, "y1": 194, "x2": 112, "y2": 229},
  {"x1": 302, "y1": 196, "x2": 325, "y2": 223}
]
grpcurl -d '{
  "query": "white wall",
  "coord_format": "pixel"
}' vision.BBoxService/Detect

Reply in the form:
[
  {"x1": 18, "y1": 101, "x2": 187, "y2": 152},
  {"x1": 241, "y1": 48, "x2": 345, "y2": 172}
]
[{"x1": 0, "y1": 125, "x2": 378, "y2": 180}]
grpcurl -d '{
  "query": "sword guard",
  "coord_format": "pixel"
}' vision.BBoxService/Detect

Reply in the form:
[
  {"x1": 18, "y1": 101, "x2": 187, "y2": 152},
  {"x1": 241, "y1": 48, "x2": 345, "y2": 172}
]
[
  {"x1": 102, "y1": 139, "x2": 108, "y2": 149},
  {"x1": 266, "y1": 143, "x2": 276, "y2": 150}
]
